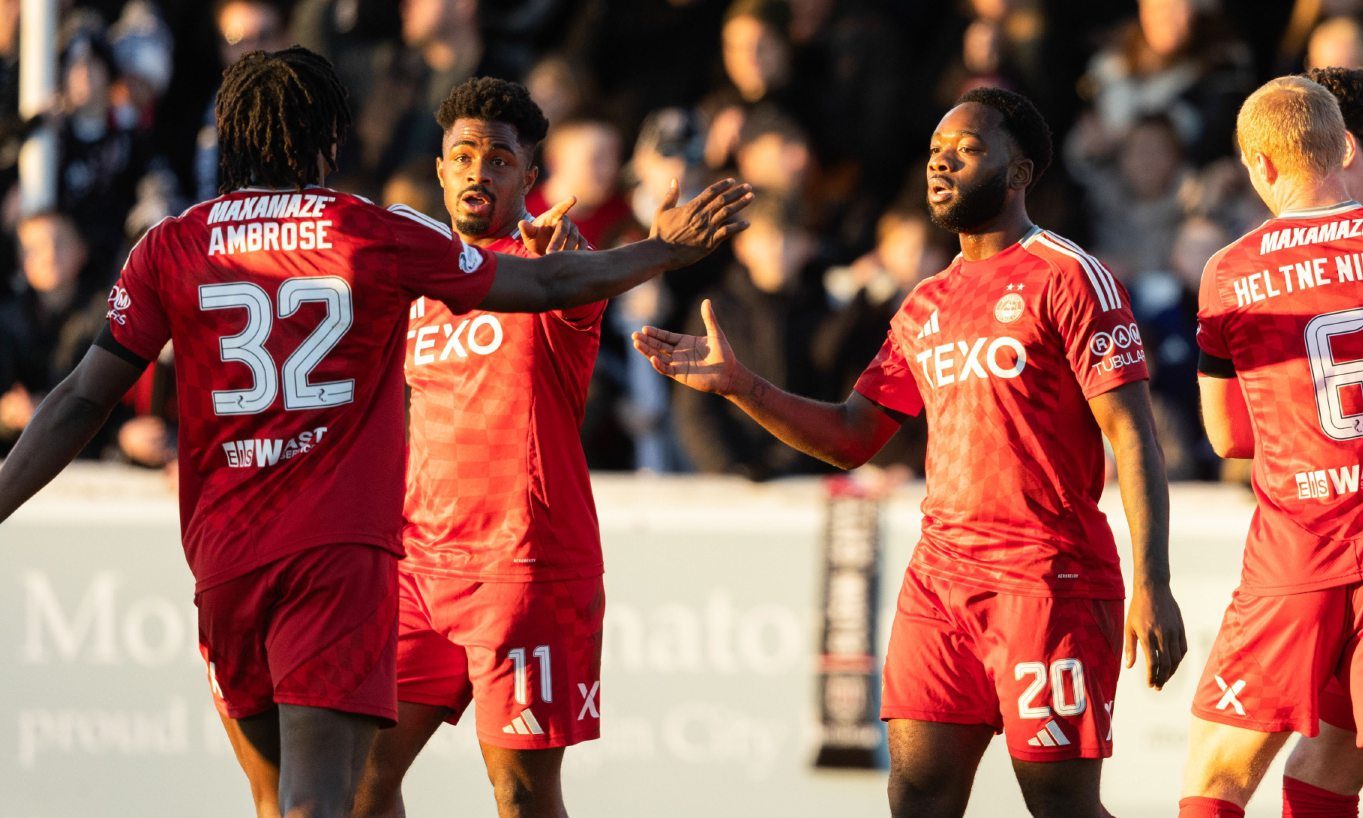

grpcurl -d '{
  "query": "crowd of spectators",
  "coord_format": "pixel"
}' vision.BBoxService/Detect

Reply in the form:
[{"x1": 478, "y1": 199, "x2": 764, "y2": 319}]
[{"x1": 0, "y1": 0, "x2": 1350, "y2": 482}]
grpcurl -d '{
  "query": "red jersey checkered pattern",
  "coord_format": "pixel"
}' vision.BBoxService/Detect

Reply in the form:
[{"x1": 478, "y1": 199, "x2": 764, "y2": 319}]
[
  {"x1": 107, "y1": 188, "x2": 496, "y2": 591},
  {"x1": 403, "y1": 233, "x2": 605, "y2": 580},
  {"x1": 855, "y1": 228, "x2": 1147, "y2": 598},
  {"x1": 1197, "y1": 201, "x2": 1363, "y2": 595}
]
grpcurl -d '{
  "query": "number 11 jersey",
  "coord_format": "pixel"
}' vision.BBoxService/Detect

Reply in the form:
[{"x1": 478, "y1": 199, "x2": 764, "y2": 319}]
[
  {"x1": 1197, "y1": 200, "x2": 1363, "y2": 594},
  {"x1": 106, "y1": 188, "x2": 496, "y2": 591}
]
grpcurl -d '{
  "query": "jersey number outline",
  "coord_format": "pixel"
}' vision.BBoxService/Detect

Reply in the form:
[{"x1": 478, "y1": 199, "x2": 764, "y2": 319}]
[
  {"x1": 199, "y1": 277, "x2": 355, "y2": 416},
  {"x1": 1306, "y1": 307, "x2": 1363, "y2": 441},
  {"x1": 1015, "y1": 658, "x2": 1087, "y2": 719},
  {"x1": 508, "y1": 645, "x2": 553, "y2": 706}
]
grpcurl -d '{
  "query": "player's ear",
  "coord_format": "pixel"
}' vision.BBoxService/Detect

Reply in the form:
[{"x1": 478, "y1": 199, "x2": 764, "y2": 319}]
[
  {"x1": 1010, "y1": 157, "x2": 1033, "y2": 191},
  {"x1": 524, "y1": 164, "x2": 539, "y2": 194},
  {"x1": 1345, "y1": 131, "x2": 1358, "y2": 170},
  {"x1": 1258, "y1": 152, "x2": 1279, "y2": 186},
  {"x1": 435, "y1": 157, "x2": 445, "y2": 189}
]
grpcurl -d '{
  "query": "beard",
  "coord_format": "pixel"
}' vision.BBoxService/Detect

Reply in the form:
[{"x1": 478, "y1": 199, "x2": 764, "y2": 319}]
[
  {"x1": 928, "y1": 168, "x2": 1010, "y2": 234},
  {"x1": 454, "y1": 212, "x2": 493, "y2": 237}
]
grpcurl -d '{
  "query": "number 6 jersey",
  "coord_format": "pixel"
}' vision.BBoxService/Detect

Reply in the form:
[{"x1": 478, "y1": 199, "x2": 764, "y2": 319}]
[
  {"x1": 105, "y1": 187, "x2": 496, "y2": 591},
  {"x1": 1197, "y1": 200, "x2": 1363, "y2": 594}
]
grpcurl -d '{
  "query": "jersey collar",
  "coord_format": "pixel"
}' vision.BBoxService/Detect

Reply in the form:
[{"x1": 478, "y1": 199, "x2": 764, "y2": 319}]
[{"x1": 1277, "y1": 200, "x2": 1362, "y2": 219}]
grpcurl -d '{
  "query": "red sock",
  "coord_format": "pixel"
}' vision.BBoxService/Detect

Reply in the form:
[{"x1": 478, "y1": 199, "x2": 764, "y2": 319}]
[
  {"x1": 1284, "y1": 776, "x2": 1360, "y2": 817},
  {"x1": 1178, "y1": 797, "x2": 1246, "y2": 818}
]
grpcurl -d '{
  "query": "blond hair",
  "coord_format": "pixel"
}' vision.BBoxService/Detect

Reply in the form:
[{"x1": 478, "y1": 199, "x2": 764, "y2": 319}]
[{"x1": 1237, "y1": 76, "x2": 1347, "y2": 180}]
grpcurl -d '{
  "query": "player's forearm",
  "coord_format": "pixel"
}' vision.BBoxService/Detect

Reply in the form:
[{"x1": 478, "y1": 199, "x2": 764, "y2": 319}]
[
  {"x1": 0, "y1": 379, "x2": 117, "y2": 522},
  {"x1": 1111, "y1": 422, "x2": 1172, "y2": 587},
  {"x1": 486, "y1": 239, "x2": 677, "y2": 313},
  {"x1": 723, "y1": 369, "x2": 874, "y2": 470}
]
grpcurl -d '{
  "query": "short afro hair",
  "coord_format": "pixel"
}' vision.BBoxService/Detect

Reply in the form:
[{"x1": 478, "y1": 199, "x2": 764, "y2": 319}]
[
  {"x1": 956, "y1": 87, "x2": 1053, "y2": 188},
  {"x1": 1308, "y1": 67, "x2": 1363, "y2": 139},
  {"x1": 435, "y1": 76, "x2": 549, "y2": 150}
]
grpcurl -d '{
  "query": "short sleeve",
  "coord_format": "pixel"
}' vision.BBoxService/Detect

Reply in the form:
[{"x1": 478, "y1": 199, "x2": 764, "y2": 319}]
[
  {"x1": 853, "y1": 330, "x2": 924, "y2": 417},
  {"x1": 1046, "y1": 257, "x2": 1150, "y2": 399},
  {"x1": 388, "y1": 204, "x2": 497, "y2": 314},
  {"x1": 1195, "y1": 256, "x2": 1233, "y2": 362},
  {"x1": 107, "y1": 229, "x2": 172, "y2": 362}
]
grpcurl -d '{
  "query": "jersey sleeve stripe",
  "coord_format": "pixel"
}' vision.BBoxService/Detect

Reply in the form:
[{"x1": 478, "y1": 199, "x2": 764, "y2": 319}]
[
  {"x1": 1036, "y1": 234, "x2": 1119, "y2": 311},
  {"x1": 1041, "y1": 231, "x2": 1122, "y2": 309},
  {"x1": 388, "y1": 204, "x2": 453, "y2": 238}
]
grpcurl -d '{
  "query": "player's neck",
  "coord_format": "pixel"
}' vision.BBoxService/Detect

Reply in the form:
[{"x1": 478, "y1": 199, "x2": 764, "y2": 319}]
[
  {"x1": 956, "y1": 206, "x2": 1034, "y2": 262},
  {"x1": 1273, "y1": 177, "x2": 1354, "y2": 217}
]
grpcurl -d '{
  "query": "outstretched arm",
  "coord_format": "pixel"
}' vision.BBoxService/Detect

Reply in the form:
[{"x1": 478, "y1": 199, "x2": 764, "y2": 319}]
[
  {"x1": 0, "y1": 343, "x2": 147, "y2": 522},
  {"x1": 480, "y1": 179, "x2": 752, "y2": 312},
  {"x1": 1089, "y1": 381, "x2": 1186, "y2": 690},
  {"x1": 632, "y1": 298, "x2": 904, "y2": 469}
]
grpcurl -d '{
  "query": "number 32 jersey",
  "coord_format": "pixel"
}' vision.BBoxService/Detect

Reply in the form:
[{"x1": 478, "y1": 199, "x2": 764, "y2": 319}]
[
  {"x1": 1197, "y1": 201, "x2": 1363, "y2": 594},
  {"x1": 107, "y1": 188, "x2": 496, "y2": 591}
]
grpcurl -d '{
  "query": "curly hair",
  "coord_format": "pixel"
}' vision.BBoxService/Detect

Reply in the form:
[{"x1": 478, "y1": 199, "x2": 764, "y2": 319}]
[
  {"x1": 957, "y1": 87, "x2": 1054, "y2": 188},
  {"x1": 1307, "y1": 67, "x2": 1363, "y2": 139},
  {"x1": 216, "y1": 47, "x2": 352, "y2": 193},
  {"x1": 435, "y1": 77, "x2": 549, "y2": 149}
]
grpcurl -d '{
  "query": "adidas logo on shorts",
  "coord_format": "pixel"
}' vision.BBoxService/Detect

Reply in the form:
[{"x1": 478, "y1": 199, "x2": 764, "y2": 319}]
[
  {"x1": 1026, "y1": 720, "x2": 1070, "y2": 748},
  {"x1": 502, "y1": 708, "x2": 545, "y2": 736}
]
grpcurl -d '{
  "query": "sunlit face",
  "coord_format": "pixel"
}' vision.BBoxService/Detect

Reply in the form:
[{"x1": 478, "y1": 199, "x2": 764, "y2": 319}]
[
  {"x1": 438, "y1": 118, "x2": 537, "y2": 239},
  {"x1": 545, "y1": 123, "x2": 621, "y2": 208},
  {"x1": 1139, "y1": 0, "x2": 1194, "y2": 58},
  {"x1": 18, "y1": 215, "x2": 85, "y2": 294},
  {"x1": 216, "y1": 1, "x2": 285, "y2": 66},
  {"x1": 733, "y1": 219, "x2": 814, "y2": 293},
  {"x1": 722, "y1": 15, "x2": 789, "y2": 100},
  {"x1": 64, "y1": 48, "x2": 109, "y2": 111},
  {"x1": 925, "y1": 102, "x2": 1022, "y2": 233}
]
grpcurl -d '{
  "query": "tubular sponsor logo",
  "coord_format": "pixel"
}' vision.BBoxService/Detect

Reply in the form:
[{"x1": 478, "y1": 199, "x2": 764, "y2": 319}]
[
  {"x1": 222, "y1": 426, "x2": 327, "y2": 468},
  {"x1": 107, "y1": 285, "x2": 132, "y2": 325},
  {"x1": 914, "y1": 336, "x2": 1027, "y2": 388},
  {"x1": 1295, "y1": 464, "x2": 1360, "y2": 500},
  {"x1": 1089, "y1": 323, "x2": 1145, "y2": 372}
]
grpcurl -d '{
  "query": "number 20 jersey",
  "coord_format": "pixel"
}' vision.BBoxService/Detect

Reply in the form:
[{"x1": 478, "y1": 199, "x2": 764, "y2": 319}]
[
  {"x1": 1197, "y1": 201, "x2": 1363, "y2": 594},
  {"x1": 107, "y1": 188, "x2": 496, "y2": 592}
]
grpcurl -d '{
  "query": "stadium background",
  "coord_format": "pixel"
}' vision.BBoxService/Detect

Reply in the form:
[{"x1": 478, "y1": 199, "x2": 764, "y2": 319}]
[{"x1": 0, "y1": 0, "x2": 1354, "y2": 814}]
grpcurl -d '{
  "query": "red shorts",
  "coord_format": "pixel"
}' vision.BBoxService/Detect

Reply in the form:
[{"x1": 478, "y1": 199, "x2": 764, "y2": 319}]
[
  {"x1": 196, "y1": 544, "x2": 399, "y2": 725},
  {"x1": 1193, "y1": 583, "x2": 1363, "y2": 741},
  {"x1": 396, "y1": 571, "x2": 604, "y2": 749},
  {"x1": 882, "y1": 566, "x2": 1123, "y2": 762}
]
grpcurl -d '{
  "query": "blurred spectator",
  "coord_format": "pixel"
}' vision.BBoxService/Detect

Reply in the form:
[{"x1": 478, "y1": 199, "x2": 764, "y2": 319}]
[
  {"x1": 1306, "y1": 15, "x2": 1363, "y2": 70},
  {"x1": 56, "y1": 15, "x2": 151, "y2": 271},
  {"x1": 811, "y1": 204, "x2": 950, "y2": 475},
  {"x1": 732, "y1": 106, "x2": 811, "y2": 206},
  {"x1": 1131, "y1": 215, "x2": 1230, "y2": 480},
  {"x1": 347, "y1": 0, "x2": 519, "y2": 194},
  {"x1": 525, "y1": 53, "x2": 590, "y2": 127},
  {"x1": 527, "y1": 112, "x2": 643, "y2": 248},
  {"x1": 194, "y1": 0, "x2": 290, "y2": 200},
  {"x1": 381, "y1": 157, "x2": 446, "y2": 222},
  {"x1": 291, "y1": 0, "x2": 401, "y2": 103},
  {"x1": 1066, "y1": 112, "x2": 1189, "y2": 276},
  {"x1": 672, "y1": 195, "x2": 830, "y2": 480},
  {"x1": 1076, "y1": 0, "x2": 1252, "y2": 164},
  {"x1": 0, "y1": 212, "x2": 104, "y2": 447},
  {"x1": 108, "y1": 0, "x2": 174, "y2": 130}
]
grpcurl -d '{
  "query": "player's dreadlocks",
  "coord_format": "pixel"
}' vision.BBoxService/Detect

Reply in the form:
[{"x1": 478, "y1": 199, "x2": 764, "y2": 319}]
[
  {"x1": 436, "y1": 76, "x2": 549, "y2": 150},
  {"x1": 1307, "y1": 67, "x2": 1363, "y2": 140},
  {"x1": 957, "y1": 86, "x2": 1054, "y2": 189},
  {"x1": 216, "y1": 46, "x2": 352, "y2": 193}
]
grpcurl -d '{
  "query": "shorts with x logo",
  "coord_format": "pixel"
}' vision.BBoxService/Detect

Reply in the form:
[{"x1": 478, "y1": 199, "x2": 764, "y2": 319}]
[
  {"x1": 1193, "y1": 582, "x2": 1363, "y2": 740},
  {"x1": 395, "y1": 571, "x2": 605, "y2": 749}
]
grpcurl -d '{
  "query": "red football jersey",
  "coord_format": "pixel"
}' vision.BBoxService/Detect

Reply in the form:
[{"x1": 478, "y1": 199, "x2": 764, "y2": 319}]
[
  {"x1": 855, "y1": 228, "x2": 1148, "y2": 598},
  {"x1": 403, "y1": 231, "x2": 605, "y2": 580},
  {"x1": 1197, "y1": 200, "x2": 1363, "y2": 595},
  {"x1": 106, "y1": 188, "x2": 497, "y2": 591}
]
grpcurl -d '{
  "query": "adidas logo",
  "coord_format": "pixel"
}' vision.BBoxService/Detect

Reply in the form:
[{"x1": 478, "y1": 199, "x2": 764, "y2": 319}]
[
  {"x1": 1026, "y1": 720, "x2": 1071, "y2": 748},
  {"x1": 502, "y1": 708, "x2": 545, "y2": 736},
  {"x1": 916, "y1": 310, "x2": 940, "y2": 339}
]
